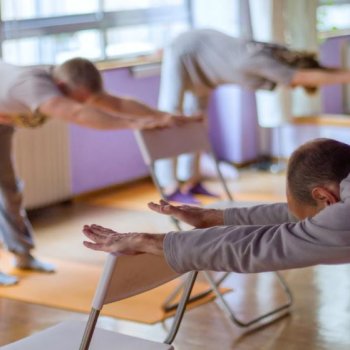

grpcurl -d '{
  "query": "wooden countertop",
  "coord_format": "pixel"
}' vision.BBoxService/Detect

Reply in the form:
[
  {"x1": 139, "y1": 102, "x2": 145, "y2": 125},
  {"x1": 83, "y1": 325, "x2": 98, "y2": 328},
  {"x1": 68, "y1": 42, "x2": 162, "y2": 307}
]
[{"x1": 291, "y1": 114, "x2": 350, "y2": 127}]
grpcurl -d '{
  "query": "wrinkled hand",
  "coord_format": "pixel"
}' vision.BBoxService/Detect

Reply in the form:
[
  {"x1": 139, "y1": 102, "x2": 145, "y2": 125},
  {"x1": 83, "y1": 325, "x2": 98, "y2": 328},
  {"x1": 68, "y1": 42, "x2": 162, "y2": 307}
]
[
  {"x1": 148, "y1": 200, "x2": 224, "y2": 228},
  {"x1": 83, "y1": 224, "x2": 165, "y2": 256}
]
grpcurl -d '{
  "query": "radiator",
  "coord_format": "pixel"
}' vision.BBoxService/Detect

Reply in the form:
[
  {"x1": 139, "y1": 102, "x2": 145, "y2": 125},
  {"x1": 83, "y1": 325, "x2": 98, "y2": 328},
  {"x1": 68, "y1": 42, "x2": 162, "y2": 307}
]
[{"x1": 13, "y1": 119, "x2": 72, "y2": 210}]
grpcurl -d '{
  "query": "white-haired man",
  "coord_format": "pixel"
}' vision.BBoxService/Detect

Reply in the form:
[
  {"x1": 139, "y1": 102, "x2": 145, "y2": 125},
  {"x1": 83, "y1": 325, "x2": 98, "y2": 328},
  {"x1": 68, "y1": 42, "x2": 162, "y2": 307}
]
[{"x1": 0, "y1": 57, "x2": 200, "y2": 285}]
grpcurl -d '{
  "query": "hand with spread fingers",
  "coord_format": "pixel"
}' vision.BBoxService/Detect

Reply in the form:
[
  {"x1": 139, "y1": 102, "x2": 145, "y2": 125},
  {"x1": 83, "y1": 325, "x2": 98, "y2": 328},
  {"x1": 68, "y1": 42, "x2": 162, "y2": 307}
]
[
  {"x1": 82, "y1": 224, "x2": 165, "y2": 256},
  {"x1": 147, "y1": 199, "x2": 224, "y2": 228}
]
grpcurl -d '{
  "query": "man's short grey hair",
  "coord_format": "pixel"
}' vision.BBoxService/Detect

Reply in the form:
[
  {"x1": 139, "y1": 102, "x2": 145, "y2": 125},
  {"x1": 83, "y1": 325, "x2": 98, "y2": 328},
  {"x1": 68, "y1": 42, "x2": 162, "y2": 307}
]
[
  {"x1": 53, "y1": 57, "x2": 103, "y2": 93},
  {"x1": 287, "y1": 138, "x2": 350, "y2": 205}
]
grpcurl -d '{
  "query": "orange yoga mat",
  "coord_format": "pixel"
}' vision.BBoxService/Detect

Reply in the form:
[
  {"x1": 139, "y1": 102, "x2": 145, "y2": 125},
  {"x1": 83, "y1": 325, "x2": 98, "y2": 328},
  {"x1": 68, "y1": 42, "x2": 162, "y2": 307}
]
[{"x1": 0, "y1": 257, "x2": 230, "y2": 324}]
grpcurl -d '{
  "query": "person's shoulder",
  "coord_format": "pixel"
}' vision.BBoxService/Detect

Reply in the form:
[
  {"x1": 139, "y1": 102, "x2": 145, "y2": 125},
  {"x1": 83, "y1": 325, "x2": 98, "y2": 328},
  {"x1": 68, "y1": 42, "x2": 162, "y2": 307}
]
[
  {"x1": 13, "y1": 65, "x2": 56, "y2": 91},
  {"x1": 19, "y1": 64, "x2": 52, "y2": 78}
]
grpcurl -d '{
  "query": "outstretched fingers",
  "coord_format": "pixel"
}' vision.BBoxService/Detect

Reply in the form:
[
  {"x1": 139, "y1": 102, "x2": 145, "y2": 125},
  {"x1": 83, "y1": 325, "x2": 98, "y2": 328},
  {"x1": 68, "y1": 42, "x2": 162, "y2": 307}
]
[
  {"x1": 148, "y1": 200, "x2": 179, "y2": 216},
  {"x1": 83, "y1": 241, "x2": 107, "y2": 251},
  {"x1": 90, "y1": 224, "x2": 117, "y2": 234},
  {"x1": 82, "y1": 225, "x2": 116, "y2": 243},
  {"x1": 83, "y1": 225, "x2": 142, "y2": 255}
]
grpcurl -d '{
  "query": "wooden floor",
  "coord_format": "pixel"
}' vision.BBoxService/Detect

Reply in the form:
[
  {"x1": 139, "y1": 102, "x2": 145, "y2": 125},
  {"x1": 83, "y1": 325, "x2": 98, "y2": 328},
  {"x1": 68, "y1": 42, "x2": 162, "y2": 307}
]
[{"x1": 1, "y1": 170, "x2": 350, "y2": 349}]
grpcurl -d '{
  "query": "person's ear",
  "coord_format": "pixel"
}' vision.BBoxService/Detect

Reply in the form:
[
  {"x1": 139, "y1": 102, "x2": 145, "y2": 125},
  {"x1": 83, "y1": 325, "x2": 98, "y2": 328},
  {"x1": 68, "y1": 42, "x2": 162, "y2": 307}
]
[
  {"x1": 55, "y1": 81, "x2": 69, "y2": 95},
  {"x1": 311, "y1": 187, "x2": 338, "y2": 207}
]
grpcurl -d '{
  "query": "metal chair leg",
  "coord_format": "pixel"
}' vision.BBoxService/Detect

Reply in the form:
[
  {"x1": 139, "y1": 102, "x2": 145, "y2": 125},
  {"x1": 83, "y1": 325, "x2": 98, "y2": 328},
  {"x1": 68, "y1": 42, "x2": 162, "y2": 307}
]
[
  {"x1": 164, "y1": 271, "x2": 198, "y2": 344},
  {"x1": 162, "y1": 271, "x2": 230, "y2": 312},
  {"x1": 211, "y1": 153, "x2": 234, "y2": 201},
  {"x1": 203, "y1": 271, "x2": 293, "y2": 327},
  {"x1": 79, "y1": 308, "x2": 100, "y2": 350}
]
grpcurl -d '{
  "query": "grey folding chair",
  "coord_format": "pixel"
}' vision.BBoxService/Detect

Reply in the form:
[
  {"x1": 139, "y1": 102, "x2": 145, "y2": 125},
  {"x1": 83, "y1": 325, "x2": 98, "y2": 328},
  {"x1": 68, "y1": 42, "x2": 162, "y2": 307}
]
[
  {"x1": 0, "y1": 253, "x2": 197, "y2": 350},
  {"x1": 134, "y1": 122, "x2": 293, "y2": 328}
]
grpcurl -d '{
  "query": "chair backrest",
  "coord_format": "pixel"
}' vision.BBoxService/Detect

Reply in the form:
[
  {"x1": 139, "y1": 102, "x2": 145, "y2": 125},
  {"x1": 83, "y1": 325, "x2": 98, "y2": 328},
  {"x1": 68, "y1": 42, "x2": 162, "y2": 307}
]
[
  {"x1": 92, "y1": 253, "x2": 180, "y2": 309},
  {"x1": 134, "y1": 121, "x2": 211, "y2": 164},
  {"x1": 80, "y1": 253, "x2": 195, "y2": 350},
  {"x1": 135, "y1": 121, "x2": 234, "y2": 204}
]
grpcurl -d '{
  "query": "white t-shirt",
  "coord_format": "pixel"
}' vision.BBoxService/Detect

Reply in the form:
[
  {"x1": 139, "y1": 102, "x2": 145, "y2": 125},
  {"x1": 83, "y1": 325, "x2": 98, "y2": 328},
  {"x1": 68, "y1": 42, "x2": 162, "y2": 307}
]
[{"x1": 0, "y1": 61, "x2": 63, "y2": 127}]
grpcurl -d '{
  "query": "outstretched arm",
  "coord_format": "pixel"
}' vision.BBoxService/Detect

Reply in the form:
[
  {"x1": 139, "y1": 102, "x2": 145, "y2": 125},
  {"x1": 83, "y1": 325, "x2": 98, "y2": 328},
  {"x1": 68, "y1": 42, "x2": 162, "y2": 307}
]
[
  {"x1": 291, "y1": 68, "x2": 350, "y2": 87},
  {"x1": 83, "y1": 175, "x2": 350, "y2": 273},
  {"x1": 148, "y1": 200, "x2": 224, "y2": 228},
  {"x1": 148, "y1": 200, "x2": 295, "y2": 228},
  {"x1": 39, "y1": 96, "x2": 172, "y2": 130},
  {"x1": 87, "y1": 93, "x2": 203, "y2": 127},
  {"x1": 89, "y1": 93, "x2": 168, "y2": 119},
  {"x1": 83, "y1": 203, "x2": 350, "y2": 274}
]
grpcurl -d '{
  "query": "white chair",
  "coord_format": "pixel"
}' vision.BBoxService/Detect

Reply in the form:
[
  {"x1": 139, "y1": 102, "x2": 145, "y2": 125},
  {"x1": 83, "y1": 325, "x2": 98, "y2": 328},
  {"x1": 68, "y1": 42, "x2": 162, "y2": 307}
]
[
  {"x1": 134, "y1": 120, "x2": 233, "y2": 211},
  {"x1": 134, "y1": 122, "x2": 293, "y2": 328},
  {"x1": 0, "y1": 253, "x2": 197, "y2": 350}
]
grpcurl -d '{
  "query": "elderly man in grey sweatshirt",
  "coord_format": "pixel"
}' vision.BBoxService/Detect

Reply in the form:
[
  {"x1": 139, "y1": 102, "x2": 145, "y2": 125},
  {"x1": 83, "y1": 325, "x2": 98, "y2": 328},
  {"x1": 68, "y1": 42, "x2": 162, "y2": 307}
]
[{"x1": 83, "y1": 138, "x2": 350, "y2": 274}]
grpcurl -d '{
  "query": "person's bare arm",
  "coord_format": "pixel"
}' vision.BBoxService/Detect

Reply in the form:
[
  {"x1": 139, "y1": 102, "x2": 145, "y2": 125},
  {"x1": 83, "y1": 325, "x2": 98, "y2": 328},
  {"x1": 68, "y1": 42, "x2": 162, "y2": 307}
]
[
  {"x1": 90, "y1": 93, "x2": 166, "y2": 118},
  {"x1": 39, "y1": 96, "x2": 168, "y2": 130},
  {"x1": 148, "y1": 200, "x2": 224, "y2": 228},
  {"x1": 88, "y1": 93, "x2": 203, "y2": 126},
  {"x1": 291, "y1": 68, "x2": 350, "y2": 87}
]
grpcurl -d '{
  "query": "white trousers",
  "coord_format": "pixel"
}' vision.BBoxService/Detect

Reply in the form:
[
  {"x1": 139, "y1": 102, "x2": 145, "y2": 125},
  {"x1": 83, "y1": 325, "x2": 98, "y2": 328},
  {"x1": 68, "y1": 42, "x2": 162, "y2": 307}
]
[{"x1": 156, "y1": 47, "x2": 209, "y2": 188}]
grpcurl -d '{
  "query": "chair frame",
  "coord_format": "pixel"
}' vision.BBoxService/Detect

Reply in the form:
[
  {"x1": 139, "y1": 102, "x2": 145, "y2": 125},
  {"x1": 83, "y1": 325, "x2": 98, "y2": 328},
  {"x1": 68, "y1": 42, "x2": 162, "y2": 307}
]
[
  {"x1": 134, "y1": 124, "x2": 293, "y2": 328},
  {"x1": 79, "y1": 254, "x2": 198, "y2": 350},
  {"x1": 0, "y1": 254, "x2": 198, "y2": 350}
]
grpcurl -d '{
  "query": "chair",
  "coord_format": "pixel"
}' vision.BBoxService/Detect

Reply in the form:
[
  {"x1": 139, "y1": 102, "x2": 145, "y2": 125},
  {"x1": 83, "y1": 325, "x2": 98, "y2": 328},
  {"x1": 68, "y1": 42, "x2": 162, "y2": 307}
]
[
  {"x1": 134, "y1": 121, "x2": 233, "y2": 221},
  {"x1": 0, "y1": 253, "x2": 197, "y2": 350},
  {"x1": 134, "y1": 122, "x2": 293, "y2": 328}
]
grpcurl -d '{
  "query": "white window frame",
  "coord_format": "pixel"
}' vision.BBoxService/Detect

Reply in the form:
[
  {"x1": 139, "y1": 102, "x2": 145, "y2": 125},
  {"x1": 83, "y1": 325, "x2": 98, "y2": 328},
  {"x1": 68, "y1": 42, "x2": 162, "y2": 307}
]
[
  {"x1": 317, "y1": 0, "x2": 350, "y2": 39},
  {"x1": 0, "y1": 0, "x2": 192, "y2": 62}
]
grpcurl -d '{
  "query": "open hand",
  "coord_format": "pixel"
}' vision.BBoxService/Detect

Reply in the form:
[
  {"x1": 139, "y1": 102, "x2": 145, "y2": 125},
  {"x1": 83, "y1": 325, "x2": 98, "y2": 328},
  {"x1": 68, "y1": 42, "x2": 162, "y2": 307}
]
[
  {"x1": 148, "y1": 200, "x2": 224, "y2": 228},
  {"x1": 83, "y1": 224, "x2": 165, "y2": 256}
]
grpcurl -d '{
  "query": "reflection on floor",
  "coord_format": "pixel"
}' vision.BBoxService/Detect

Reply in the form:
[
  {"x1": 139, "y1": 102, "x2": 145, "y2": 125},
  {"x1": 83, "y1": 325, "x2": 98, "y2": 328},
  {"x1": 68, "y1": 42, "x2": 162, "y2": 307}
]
[{"x1": 1, "y1": 170, "x2": 350, "y2": 350}]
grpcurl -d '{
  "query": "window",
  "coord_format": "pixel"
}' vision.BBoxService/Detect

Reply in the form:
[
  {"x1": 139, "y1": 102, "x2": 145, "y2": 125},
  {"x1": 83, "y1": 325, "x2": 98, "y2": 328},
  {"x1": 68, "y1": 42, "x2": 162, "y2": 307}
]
[
  {"x1": 0, "y1": 0, "x2": 191, "y2": 65},
  {"x1": 317, "y1": 0, "x2": 350, "y2": 38}
]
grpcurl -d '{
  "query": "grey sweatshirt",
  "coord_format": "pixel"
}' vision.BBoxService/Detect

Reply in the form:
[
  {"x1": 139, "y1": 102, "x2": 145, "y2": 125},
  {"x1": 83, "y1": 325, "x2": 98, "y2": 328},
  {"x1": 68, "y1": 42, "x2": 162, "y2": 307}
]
[
  {"x1": 163, "y1": 173, "x2": 350, "y2": 274},
  {"x1": 169, "y1": 29, "x2": 296, "y2": 96}
]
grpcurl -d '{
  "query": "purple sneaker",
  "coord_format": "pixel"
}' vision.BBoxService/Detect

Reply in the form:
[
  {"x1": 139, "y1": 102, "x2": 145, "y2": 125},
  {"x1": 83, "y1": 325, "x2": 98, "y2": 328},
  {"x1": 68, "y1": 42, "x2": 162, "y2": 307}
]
[
  {"x1": 187, "y1": 182, "x2": 220, "y2": 198},
  {"x1": 165, "y1": 189, "x2": 200, "y2": 204}
]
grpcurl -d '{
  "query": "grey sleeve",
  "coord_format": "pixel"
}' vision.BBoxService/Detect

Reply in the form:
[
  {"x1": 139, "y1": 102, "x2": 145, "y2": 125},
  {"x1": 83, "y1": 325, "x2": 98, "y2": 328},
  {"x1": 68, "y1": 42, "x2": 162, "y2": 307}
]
[
  {"x1": 164, "y1": 190, "x2": 350, "y2": 274},
  {"x1": 224, "y1": 203, "x2": 297, "y2": 226},
  {"x1": 244, "y1": 52, "x2": 297, "y2": 86}
]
